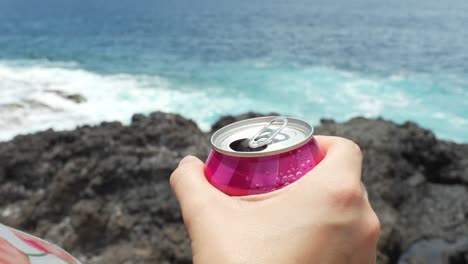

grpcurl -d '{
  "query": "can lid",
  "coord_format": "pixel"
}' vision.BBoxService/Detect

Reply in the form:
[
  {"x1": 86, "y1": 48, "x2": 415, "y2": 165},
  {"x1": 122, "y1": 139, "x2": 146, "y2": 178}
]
[{"x1": 211, "y1": 116, "x2": 314, "y2": 157}]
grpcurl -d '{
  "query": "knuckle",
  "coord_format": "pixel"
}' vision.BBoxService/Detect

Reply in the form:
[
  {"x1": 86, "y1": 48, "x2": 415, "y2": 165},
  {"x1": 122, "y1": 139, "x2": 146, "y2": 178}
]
[
  {"x1": 169, "y1": 172, "x2": 177, "y2": 189},
  {"x1": 342, "y1": 138, "x2": 362, "y2": 158},
  {"x1": 328, "y1": 184, "x2": 364, "y2": 207},
  {"x1": 363, "y1": 211, "x2": 381, "y2": 242},
  {"x1": 170, "y1": 164, "x2": 194, "y2": 187},
  {"x1": 169, "y1": 167, "x2": 184, "y2": 190}
]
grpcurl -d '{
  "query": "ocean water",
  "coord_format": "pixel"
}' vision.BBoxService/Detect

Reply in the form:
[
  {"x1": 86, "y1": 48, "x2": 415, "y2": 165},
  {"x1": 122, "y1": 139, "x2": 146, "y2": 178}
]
[{"x1": 0, "y1": 0, "x2": 467, "y2": 142}]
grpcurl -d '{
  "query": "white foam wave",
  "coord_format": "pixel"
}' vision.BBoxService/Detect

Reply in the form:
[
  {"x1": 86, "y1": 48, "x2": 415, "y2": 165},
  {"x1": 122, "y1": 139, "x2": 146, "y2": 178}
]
[
  {"x1": 0, "y1": 61, "x2": 236, "y2": 141},
  {"x1": 342, "y1": 79, "x2": 412, "y2": 117},
  {"x1": 0, "y1": 60, "x2": 466, "y2": 142}
]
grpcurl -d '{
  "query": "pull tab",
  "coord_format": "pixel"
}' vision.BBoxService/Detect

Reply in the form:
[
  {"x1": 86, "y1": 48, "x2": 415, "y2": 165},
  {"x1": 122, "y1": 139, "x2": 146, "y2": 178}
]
[{"x1": 248, "y1": 116, "x2": 288, "y2": 149}]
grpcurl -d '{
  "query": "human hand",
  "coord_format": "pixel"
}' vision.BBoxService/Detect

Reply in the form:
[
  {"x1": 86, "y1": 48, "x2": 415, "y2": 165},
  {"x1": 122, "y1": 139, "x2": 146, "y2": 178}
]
[{"x1": 170, "y1": 136, "x2": 380, "y2": 264}]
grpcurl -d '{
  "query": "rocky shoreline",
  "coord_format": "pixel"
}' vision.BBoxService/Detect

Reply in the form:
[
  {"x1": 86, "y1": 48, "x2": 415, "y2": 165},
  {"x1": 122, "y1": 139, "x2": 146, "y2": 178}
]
[{"x1": 0, "y1": 112, "x2": 467, "y2": 264}]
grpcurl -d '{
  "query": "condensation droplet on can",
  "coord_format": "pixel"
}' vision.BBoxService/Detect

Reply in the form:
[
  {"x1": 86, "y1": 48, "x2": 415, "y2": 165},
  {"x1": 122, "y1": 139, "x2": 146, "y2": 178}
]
[
  {"x1": 287, "y1": 170, "x2": 291, "y2": 174},
  {"x1": 301, "y1": 163, "x2": 306, "y2": 169},
  {"x1": 296, "y1": 171, "x2": 302, "y2": 177},
  {"x1": 307, "y1": 160, "x2": 312, "y2": 166}
]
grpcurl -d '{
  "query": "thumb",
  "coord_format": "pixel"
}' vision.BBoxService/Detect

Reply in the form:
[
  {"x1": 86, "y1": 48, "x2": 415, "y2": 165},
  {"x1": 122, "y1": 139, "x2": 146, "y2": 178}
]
[{"x1": 170, "y1": 155, "x2": 218, "y2": 218}]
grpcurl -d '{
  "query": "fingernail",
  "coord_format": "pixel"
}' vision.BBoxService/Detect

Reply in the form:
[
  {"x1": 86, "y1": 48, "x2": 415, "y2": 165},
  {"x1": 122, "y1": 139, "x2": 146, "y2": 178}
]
[{"x1": 179, "y1": 155, "x2": 196, "y2": 165}]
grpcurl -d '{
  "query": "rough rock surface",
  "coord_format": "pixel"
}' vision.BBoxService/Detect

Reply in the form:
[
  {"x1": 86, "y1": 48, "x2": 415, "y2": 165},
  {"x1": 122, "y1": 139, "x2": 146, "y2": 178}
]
[
  {"x1": 0, "y1": 112, "x2": 467, "y2": 264},
  {"x1": 315, "y1": 118, "x2": 468, "y2": 264},
  {"x1": 210, "y1": 111, "x2": 279, "y2": 131}
]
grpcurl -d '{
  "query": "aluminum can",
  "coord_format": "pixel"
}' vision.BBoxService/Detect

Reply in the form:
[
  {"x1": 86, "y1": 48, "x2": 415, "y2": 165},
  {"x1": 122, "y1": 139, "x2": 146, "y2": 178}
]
[{"x1": 205, "y1": 116, "x2": 324, "y2": 196}]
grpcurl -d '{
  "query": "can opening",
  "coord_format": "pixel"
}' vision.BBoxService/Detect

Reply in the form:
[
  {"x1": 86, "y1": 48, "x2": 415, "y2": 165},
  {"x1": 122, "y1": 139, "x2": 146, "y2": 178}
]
[{"x1": 229, "y1": 138, "x2": 268, "y2": 152}]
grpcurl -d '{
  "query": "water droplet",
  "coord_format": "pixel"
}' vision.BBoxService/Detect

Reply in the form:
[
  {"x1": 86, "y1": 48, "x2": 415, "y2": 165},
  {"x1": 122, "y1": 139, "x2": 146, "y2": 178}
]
[
  {"x1": 307, "y1": 160, "x2": 312, "y2": 166},
  {"x1": 282, "y1": 176, "x2": 288, "y2": 182},
  {"x1": 287, "y1": 170, "x2": 291, "y2": 174},
  {"x1": 284, "y1": 182, "x2": 290, "y2": 186},
  {"x1": 255, "y1": 184, "x2": 260, "y2": 188},
  {"x1": 279, "y1": 172, "x2": 283, "y2": 176},
  {"x1": 301, "y1": 163, "x2": 306, "y2": 169},
  {"x1": 298, "y1": 149, "x2": 302, "y2": 153},
  {"x1": 296, "y1": 171, "x2": 302, "y2": 177}
]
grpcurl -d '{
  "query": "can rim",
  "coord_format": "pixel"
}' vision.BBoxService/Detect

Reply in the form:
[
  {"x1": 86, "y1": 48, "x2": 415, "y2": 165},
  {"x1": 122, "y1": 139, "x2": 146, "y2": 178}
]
[{"x1": 211, "y1": 116, "x2": 314, "y2": 157}]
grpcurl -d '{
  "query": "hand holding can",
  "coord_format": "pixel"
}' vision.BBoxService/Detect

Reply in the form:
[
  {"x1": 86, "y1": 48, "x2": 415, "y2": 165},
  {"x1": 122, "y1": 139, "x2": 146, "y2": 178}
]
[{"x1": 170, "y1": 135, "x2": 380, "y2": 264}]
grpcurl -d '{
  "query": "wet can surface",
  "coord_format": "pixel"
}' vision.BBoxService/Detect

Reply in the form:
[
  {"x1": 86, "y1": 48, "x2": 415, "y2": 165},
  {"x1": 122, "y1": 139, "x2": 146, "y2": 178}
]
[{"x1": 204, "y1": 116, "x2": 324, "y2": 196}]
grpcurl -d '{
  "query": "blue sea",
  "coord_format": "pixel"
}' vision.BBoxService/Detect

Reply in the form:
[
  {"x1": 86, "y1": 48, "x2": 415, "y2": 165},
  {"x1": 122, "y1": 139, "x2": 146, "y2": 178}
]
[{"x1": 0, "y1": 0, "x2": 467, "y2": 142}]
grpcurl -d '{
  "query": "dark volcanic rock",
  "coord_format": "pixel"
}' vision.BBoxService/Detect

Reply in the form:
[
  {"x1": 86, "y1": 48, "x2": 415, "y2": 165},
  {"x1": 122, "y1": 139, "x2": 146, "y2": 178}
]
[
  {"x1": 0, "y1": 111, "x2": 209, "y2": 263},
  {"x1": 210, "y1": 111, "x2": 279, "y2": 131},
  {"x1": 0, "y1": 113, "x2": 467, "y2": 264},
  {"x1": 46, "y1": 89, "x2": 87, "y2": 103},
  {"x1": 398, "y1": 238, "x2": 468, "y2": 264}
]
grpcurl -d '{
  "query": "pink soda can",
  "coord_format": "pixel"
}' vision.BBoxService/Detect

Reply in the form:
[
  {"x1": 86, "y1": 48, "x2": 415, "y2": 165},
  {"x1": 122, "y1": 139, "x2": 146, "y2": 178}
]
[{"x1": 204, "y1": 116, "x2": 324, "y2": 196}]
